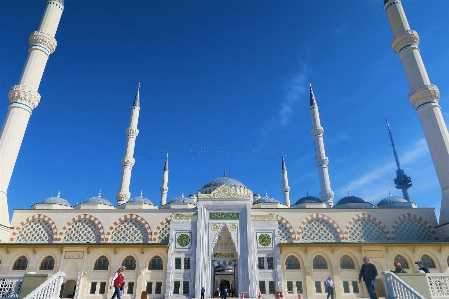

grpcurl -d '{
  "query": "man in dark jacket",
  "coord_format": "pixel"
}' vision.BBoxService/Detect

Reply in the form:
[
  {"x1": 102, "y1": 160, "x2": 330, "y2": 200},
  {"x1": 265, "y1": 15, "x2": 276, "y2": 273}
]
[
  {"x1": 358, "y1": 257, "x2": 377, "y2": 299},
  {"x1": 415, "y1": 260, "x2": 430, "y2": 273}
]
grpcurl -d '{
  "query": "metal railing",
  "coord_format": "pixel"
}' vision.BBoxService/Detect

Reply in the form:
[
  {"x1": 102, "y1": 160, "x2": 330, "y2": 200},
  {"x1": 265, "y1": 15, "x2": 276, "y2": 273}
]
[
  {"x1": 23, "y1": 272, "x2": 65, "y2": 299},
  {"x1": 427, "y1": 273, "x2": 449, "y2": 298},
  {"x1": 0, "y1": 276, "x2": 24, "y2": 299},
  {"x1": 383, "y1": 271, "x2": 425, "y2": 299}
]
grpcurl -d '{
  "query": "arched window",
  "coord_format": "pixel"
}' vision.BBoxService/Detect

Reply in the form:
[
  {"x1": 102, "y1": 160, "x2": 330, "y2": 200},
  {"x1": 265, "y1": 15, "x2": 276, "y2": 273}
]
[
  {"x1": 421, "y1": 254, "x2": 436, "y2": 268},
  {"x1": 122, "y1": 255, "x2": 136, "y2": 270},
  {"x1": 40, "y1": 256, "x2": 55, "y2": 270},
  {"x1": 13, "y1": 256, "x2": 28, "y2": 270},
  {"x1": 394, "y1": 255, "x2": 409, "y2": 269},
  {"x1": 340, "y1": 255, "x2": 355, "y2": 269},
  {"x1": 148, "y1": 256, "x2": 163, "y2": 270},
  {"x1": 313, "y1": 255, "x2": 328, "y2": 269},
  {"x1": 285, "y1": 255, "x2": 300, "y2": 269},
  {"x1": 94, "y1": 255, "x2": 109, "y2": 270}
]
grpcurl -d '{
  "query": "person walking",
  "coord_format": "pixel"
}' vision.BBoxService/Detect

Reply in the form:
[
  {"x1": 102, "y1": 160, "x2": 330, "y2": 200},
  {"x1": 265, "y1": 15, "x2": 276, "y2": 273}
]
[
  {"x1": 325, "y1": 276, "x2": 334, "y2": 299},
  {"x1": 110, "y1": 266, "x2": 126, "y2": 299},
  {"x1": 358, "y1": 257, "x2": 377, "y2": 299},
  {"x1": 221, "y1": 286, "x2": 227, "y2": 299},
  {"x1": 391, "y1": 262, "x2": 406, "y2": 273},
  {"x1": 201, "y1": 287, "x2": 205, "y2": 299},
  {"x1": 415, "y1": 260, "x2": 430, "y2": 273}
]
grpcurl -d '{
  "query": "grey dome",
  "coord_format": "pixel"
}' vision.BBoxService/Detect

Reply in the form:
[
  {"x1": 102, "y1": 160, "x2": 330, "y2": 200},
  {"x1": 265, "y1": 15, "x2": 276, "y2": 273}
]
[
  {"x1": 202, "y1": 177, "x2": 246, "y2": 189},
  {"x1": 84, "y1": 195, "x2": 114, "y2": 206},
  {"x1": 293, "y1": 195, "x2": 323, "y2": 206},
  {"x1": 378, "y1": 195, "x2": 408, "y2": 206},
  {"x1": 128, "y1": 195, "x2": 156, "y2": 206},
  {"x1": 253, "y1": 195, "x2": 280, "y2": 205},
  {"x1": 40, "y1": 194, "x2": 71, "y2": 207},
  {"x1": 335, "y1": 195, "x2": 365, "y2": 206},
  {"x1": 169, "y1": 194, "x2": 196, "y2": 205}
]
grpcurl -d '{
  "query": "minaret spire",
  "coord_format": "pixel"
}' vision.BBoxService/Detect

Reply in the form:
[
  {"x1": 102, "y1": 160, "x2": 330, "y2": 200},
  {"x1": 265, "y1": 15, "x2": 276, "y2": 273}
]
[
  {"x1": 160, "y1": 153, "x2": 169, "y2": 207},
  {"x1": 386, "y1": 119, "x2": 412, "y2": 201},
  {"x1": 281, "y1": 154, "x2": 291, "y2": 207},
  {"x1": 116, "y1": 84, "x2": 141, "y2": 205},
  {"x1": 384, "y1": 1, "x2": 449, "y2": 224},
  {"x1": 309, "y1": 83, "x2": 334, "y2": 207},
  {"x1": 0, "y1": 0, "x2": 64, "y2": 226}
]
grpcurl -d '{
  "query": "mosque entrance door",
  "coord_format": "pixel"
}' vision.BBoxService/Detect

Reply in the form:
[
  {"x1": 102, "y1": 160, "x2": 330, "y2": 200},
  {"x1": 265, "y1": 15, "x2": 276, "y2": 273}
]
[
  {"x1": 213, "y1": 266, "x2": 236, "y2": 297},
  {"x1": 211, "y1": 225, "x2": 238, "y2": 297}
]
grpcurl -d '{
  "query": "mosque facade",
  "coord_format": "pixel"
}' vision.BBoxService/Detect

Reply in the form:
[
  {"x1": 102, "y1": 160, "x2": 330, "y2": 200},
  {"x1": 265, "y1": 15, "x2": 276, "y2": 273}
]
[{"x1": 0, "y1": 1, "x2": 449, "y2": 299}]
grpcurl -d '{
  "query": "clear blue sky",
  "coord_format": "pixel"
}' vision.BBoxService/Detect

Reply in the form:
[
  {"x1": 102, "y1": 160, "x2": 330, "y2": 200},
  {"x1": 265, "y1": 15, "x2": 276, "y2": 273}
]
[{"x1": 1, "y1": 0, "x2": 448, "y2": 221}]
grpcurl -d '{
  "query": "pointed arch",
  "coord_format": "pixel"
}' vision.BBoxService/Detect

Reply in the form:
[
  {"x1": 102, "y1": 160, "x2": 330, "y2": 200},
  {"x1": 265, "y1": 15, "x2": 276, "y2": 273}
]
[
  {"x1": 343, "y1": 213, "x2": 388, "y2": 242},
  {"x1": 106, "y1": 214, "x2": 152, "y2": 242},
  {"x1": 296, "y1": 213, "x2": 343, "y2": 242},
  {"x1": 153, "y1": 215, "x2": 172, "y2": 243},
  {"x1": 276, "y1": 215, "x2": 295, "y2": 242},
  {"x1": 59, "y1": 214, "x2": 105, "y2": 242},
  {"x1": 391, "y1": 213, "x2": 438, "y2": 241},
  {"x1": 10, "y1": 214, "x2": 57, "y2": 243}
]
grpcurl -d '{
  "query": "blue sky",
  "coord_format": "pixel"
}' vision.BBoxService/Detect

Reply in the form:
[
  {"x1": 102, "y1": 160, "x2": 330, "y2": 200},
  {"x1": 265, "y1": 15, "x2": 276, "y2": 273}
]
[{"x1": 1, "y1": 0, "x2": 449, "y2": 221}]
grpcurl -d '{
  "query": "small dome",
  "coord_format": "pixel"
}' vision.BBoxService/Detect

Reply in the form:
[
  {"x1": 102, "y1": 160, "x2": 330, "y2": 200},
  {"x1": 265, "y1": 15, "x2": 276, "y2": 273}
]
[
  {"x1": 293, "y1": 195, "x2": 323, "y2": 206},
  {"x1": 202, "y1": 177, "x2": 246, "y2": 189},
  {"x1": 169, "y1": 194, "x2": 196, "y2": 205},
  {"x1": 128, "y1": 195, "x2": 156, "y2": 206},
  {"x1": 40, "y1": 192, "x2": 71, "y2": 207},
  {"x1": 378, "y1": 194, "x2": 408, "y2": 206},
  {"x1": 253, "y1": 194, "x2": 281, "y2": 205},
  {"x1": 335, "y1": 195, "x2": 365, "y2": 206},
  {"x1": 84, "y1": 193, "x2": 114, "y2": 206}
]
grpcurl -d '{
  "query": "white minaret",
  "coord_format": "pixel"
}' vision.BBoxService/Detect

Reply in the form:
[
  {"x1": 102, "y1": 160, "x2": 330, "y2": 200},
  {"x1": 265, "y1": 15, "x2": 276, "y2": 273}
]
[
  {"x1": 0, "y1": 0, "x2": 64, "y2": 226},
  {"x1": 281, "y1": 154, "x2": 291, "y2": 207},
  {"x1": 160, "y1": 153, "x2": 169, "y2": 207},
  {"x1": 309, "y1": 83, "x2": 334, "y2": 207},
  {"x1": 116, "y1": 84, "x2": 140, "y2": 205},
  {"x1": 384, "y1": 0, "x2": 449, "y2": 225}
]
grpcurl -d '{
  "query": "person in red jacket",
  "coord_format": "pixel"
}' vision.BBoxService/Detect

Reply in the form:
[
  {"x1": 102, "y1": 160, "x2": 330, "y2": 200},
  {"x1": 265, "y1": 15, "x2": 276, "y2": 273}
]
[{"x1": 110, "y1": 266, "x2": 126, "y2": 299}]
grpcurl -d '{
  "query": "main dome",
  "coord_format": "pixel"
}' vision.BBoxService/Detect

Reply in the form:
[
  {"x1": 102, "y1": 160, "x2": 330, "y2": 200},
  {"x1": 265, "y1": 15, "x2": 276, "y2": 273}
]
[{"x1": 201, "y1": 177, "x2": 246, "y2": 189}]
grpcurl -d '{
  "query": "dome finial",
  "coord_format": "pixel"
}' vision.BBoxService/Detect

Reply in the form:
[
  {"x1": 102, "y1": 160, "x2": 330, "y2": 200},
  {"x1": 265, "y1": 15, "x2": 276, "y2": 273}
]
[
  {"x1": 140, "y1": 190, "x2": 143, "y2": 197},
  {"x1": 265, "y1": 191, "x2": 268, "y2": 197},
  {"x1": 348, "y1": 190, "x2": 350, "y2": 196},
  {"x1": 223, "y1": 169, "x2": 227, "y2": 177},
  {"x1": 57, "y1": 191, "x2": 60, "y2": 198},
  {"x1": 389, "y1": 191, "x2": 392, "y2": 196},
  {"x1": 307, "y1": 190, "x2": 309, "y2": 196},
  {"x1": 181, "y1": 191, "x2": 184, "y2": 197},
  {"x1": 98, "y1": 190, "x2": 102, "y2": 197}
]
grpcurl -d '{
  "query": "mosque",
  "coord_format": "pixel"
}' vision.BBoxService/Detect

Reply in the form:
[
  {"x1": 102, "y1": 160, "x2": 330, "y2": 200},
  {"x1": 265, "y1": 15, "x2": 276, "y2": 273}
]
[{"x1": 0, "y1": 1, "x2": 448, "y2": 299}]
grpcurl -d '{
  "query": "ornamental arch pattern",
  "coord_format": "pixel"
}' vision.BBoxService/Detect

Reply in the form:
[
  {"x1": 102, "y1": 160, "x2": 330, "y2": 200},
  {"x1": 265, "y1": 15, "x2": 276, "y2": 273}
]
[
  {"x1": 106, "y1": 214, "x2": 152, "y2": 243},
  {"x1": 154, "y1": 215, "x2": 172, "y2": 243},
  {"x1": 391, "y1": 213, "x2": 438, "y2": 241},
  {"x1": 59, "y1": 214, "x2": 105, "y2": 243},
  {"x1": 277, "y1": 215, "x2": 295, "y2": 243},
  {"x1": 296, "y1": 213, "x2": 343, "y2": 242},
  {"x1": 343, "y1": 213, "x2": 388, "y2": 242},
  {"x1": 10, "y1": 214, "x2": 57, "y2": 243}
]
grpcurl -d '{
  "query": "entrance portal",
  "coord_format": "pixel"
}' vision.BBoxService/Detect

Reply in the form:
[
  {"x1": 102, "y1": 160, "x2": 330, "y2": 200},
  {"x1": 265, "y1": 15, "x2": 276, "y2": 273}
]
[{"x1": 214, "y1": 266, "x2": 236, "y2": 297}]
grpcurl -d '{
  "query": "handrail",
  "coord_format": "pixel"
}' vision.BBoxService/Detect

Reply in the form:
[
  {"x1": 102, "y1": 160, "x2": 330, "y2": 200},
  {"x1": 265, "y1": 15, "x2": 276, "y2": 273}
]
[
  {"x1": 426, "y1": 273, "x2": 449, "y2": 298},
  {"x1": 23, "y1": 272, "x2": 65, "y2": 299},
  {"x1": 383, "y1": 271, "x2": 425, "y2": 299},
  {"x1": 0, "y1": 276, "x2": 24, "y2": 298}
]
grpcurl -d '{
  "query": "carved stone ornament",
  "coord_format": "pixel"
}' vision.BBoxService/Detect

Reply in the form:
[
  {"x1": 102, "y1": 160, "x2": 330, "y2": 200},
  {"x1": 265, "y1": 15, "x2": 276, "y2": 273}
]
[
  {"x1": 116, "y1": 191, "x2": 131, "y2": 201},
  {"x1": 311, "y1": 127, "x2": 324, "y2": 136},
  {"x1": 29, "y1": 31, "x2": 57, "y2": 54},
  {"x1": 49, "y1": 0, "x2": 65, "y2": 8},
  {"x1": 392, "y1": 30, "x2": 419, "y2": 54},
  {"x1": 172, "y1": 214, "x2": 198, "y2": 221},
  {"x1": 126, "y1": 127, "x2": 139, "y2": 137},
  {"x1": 8, "y1": 85, "x2": 41, "y2": 110},
  {"x1": 315, "y1": 156, "x2": 329, "y2": 166},
  {"x1": 210, "y1": 212, "x2": 239, "y2": 220},
  {"x1": 408, "y1": 84, "x2": 440, "y2": 109},
  {"x1": 198, "y1": 184, "x2": 253, "y2": 199},
  {"x1": 251, "y1": 214, "x2": 277, "y2": 221},
  {"x1": 121, "y1": 156, "x2": 135, "y2": 166}
]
